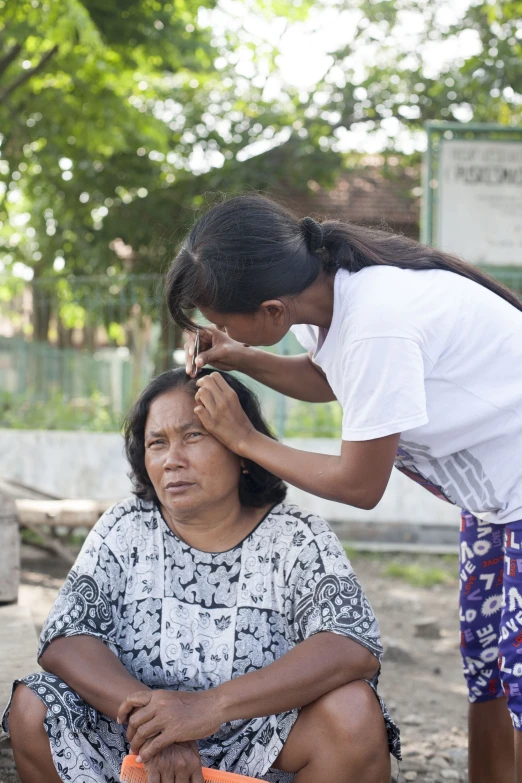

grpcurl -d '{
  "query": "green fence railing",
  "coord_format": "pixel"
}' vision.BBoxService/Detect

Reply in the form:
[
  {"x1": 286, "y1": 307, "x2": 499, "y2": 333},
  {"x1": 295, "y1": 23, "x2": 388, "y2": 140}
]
[{"x1": 1, "y1": 267, "x2": 521, "y2": 436}]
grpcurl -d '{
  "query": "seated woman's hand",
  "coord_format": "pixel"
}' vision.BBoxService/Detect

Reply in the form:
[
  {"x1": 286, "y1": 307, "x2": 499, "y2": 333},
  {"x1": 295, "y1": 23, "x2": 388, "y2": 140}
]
[
  {"x1": 118, "y1": 689, "x2": 223, "y2": 762},
  {"x1": 143, "y1": 741, "x2": 204, "y2": 783}
]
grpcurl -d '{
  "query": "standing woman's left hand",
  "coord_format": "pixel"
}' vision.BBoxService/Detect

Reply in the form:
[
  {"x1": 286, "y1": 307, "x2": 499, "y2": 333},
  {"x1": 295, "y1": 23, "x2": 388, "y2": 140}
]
[{"x1": 194, "y1": 372, "x2": 255, "y2": 453}]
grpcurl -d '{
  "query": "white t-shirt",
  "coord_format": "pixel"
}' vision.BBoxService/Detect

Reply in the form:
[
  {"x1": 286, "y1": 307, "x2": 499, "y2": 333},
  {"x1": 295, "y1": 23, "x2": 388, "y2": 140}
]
[{"x1": 291, "y1": 267, "x2": 522, "y2": 524}]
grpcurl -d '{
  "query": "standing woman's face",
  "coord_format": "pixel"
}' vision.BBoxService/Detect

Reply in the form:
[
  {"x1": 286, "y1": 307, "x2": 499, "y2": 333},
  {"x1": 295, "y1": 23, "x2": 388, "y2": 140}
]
[
  {"x1": 144, "y1": 388, "x2": 243, "y2": 519},
  {"x1": 199, "y1": 301, "x2": 290, "y2": 346}
]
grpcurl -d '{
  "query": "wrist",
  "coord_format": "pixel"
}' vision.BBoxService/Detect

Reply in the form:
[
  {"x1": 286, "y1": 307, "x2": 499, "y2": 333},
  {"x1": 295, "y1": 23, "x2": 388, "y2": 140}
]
[
  {"x1": 236, "y1": 425, "x2": 261, "y2": 459},
  {"x1": 212, "y1": 680, "x2": 239, "y2": 724},
  {"x1": 234, "y1": 344, "x2": 257, "y2": 374}
]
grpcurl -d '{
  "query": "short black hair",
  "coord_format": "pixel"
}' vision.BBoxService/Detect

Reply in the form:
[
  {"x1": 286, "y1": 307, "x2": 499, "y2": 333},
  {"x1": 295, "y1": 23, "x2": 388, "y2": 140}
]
[{"x1": 123, "y1": 367, "x2": 287, "y2": 508}]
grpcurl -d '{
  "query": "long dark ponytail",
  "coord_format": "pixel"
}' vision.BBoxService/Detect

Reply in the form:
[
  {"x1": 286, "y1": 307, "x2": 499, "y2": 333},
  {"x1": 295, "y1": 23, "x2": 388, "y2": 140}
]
[{"x1": 166, "y1": 193, "x2": 522, "y2": 330}]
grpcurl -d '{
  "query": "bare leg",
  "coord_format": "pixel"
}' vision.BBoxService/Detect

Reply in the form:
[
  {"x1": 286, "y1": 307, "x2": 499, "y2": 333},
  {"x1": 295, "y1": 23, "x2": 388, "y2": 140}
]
[
  {"x1": 274, "y1": 680, "x2": 391, "y2": 783},
  {"x1": 8, "y1": 684, "x2": 62, "y2": 783},
  {"x1": 468, "y1": 698, "x2": 514, "y2": 783}
]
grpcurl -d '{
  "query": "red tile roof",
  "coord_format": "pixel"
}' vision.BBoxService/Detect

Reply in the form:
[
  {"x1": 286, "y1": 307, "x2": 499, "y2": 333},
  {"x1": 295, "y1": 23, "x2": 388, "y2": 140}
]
[{"x1": 278, "y1": 165, "x2": 421, "y2": 237}]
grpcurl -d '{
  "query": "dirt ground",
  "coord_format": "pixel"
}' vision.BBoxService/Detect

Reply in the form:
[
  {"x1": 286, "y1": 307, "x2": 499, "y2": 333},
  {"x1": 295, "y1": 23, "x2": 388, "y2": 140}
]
[{"x1": 1, "y1": 545, "x2": 469, "y2": 783}]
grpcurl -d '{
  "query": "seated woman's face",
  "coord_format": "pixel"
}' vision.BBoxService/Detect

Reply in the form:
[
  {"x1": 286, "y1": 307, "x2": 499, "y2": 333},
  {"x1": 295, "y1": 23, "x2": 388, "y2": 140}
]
[{"x1": 144, "y1": 387, "x2": 243, "y2": 517}]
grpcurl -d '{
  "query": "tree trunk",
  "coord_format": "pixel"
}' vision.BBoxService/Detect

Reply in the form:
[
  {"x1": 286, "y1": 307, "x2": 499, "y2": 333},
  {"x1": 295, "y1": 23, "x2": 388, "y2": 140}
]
[{"x1": 31, "y1": 280, "x2": 52, "y2": 342}]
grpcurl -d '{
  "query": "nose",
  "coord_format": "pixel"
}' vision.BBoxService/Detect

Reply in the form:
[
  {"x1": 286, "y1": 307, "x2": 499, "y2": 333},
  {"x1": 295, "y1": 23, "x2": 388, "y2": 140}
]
[{"x1": 163, "y1": 440, "x2": 189, "y2": 470}]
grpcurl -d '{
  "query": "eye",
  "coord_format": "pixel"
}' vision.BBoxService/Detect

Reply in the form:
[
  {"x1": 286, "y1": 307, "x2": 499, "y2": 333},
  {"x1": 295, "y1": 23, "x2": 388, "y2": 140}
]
[
  {"x1": 186, "y1": 431, "x2": 204, "y2": 440},
  {"x1": 147, "y1": 439, "x2": 165, "y2": 448}
]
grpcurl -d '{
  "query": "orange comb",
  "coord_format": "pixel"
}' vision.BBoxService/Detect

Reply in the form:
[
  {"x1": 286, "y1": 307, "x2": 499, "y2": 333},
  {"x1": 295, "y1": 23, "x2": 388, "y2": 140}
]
[{"x1": 120, "y1": 754, "x2": 261, "y2": 783}]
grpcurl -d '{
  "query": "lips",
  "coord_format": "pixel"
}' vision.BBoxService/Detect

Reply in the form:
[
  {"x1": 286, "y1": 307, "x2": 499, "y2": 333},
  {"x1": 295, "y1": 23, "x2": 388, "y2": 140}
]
[{"x1": 164, "y1": 481, "x2": 195, "y2": 494}]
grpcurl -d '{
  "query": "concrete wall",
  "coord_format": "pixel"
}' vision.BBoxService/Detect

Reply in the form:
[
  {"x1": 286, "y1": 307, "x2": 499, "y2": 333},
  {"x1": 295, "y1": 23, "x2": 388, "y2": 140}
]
[{"x1": 0, "y1": 429, "x2": 460, "y2": 531}]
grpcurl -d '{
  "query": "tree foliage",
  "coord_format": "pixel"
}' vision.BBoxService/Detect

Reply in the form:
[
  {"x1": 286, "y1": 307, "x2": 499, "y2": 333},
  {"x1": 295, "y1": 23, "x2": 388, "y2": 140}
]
[
  {"x1": 2, "y1": 0, "x2": 519, "y2": 289},
  {"x1": 0, "y1": 0, "x2": 337, "y2": 284},
  {"x1": 312, "y1": 0, "x2": 522, "y2": 156}
]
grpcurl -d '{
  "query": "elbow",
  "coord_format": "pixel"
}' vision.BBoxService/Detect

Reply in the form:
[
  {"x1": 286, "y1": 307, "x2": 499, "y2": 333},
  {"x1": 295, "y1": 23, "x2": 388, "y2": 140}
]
[
  {"x1": 38, "y1": 648, "x2": 55, "y2": 673},
  {"x1": 39, "y1": 638, "x2": 65, "y2": 674},
  {"x1": 359, "y1": 648, "x2": 380, "y2": 680},
  {"x1": 357, "y1": 496, "x2": 380, "y2": 511},
  {"x1": 337, "y1": 488, "x2": 383, "y2": 510}
]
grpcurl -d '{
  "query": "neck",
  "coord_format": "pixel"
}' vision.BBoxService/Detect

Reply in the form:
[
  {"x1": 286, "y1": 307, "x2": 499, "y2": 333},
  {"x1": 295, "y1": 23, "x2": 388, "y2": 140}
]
[
  {"x1": 160, "y1": 496, "x2": 267, "y2": 552},
  {"x1": 290, "y1": 268, "x2": 336, "y2": 329}
]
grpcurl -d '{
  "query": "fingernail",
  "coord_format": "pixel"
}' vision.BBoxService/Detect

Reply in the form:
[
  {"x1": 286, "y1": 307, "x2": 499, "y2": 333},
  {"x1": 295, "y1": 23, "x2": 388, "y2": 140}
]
[{"x1": 136, "y1": 756, "x2": 142, "y2": 763}]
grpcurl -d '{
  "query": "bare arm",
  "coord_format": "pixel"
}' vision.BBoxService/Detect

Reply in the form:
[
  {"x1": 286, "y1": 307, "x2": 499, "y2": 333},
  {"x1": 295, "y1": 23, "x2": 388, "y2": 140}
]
[
  {"x1": 215, "y1": 632, "x2": 378, "y2": 721},
  {"x1": 118, "y1": 633, "x2": 379, "y2": 762},
  {"x1": 39, "y1": 635, "x2": 150, "y2": 720},
  {"x1": 194, "y1": 373, "x2": 399, "y2": 509},
  {"x1": 237, "y1": 430, "x2": 399, "y2": 509},
  {"x1": 185, "y1": 327, "x2": 335, "y2": 403},
  {"x1": 241, "y1": 349, "x2": 335, "y2": 402}
]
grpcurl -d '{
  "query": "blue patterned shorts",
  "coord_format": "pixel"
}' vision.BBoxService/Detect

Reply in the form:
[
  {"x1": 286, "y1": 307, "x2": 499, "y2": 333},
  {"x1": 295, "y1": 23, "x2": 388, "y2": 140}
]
[{"x1": 460, "y1": 512, "x2": 522, "y2": 728}]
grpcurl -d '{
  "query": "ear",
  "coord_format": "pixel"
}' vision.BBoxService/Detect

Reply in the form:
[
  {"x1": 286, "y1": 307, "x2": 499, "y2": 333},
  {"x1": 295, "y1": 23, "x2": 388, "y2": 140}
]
[{"x1": 259, "y1": 299, "x2": 286, "y2": 324}]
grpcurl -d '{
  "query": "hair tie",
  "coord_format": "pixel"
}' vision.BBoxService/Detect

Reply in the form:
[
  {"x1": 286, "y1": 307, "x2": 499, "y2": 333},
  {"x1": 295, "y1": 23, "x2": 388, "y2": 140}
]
[{"x1": 299, "y1": 216, "x2": 324, "y2": 253}]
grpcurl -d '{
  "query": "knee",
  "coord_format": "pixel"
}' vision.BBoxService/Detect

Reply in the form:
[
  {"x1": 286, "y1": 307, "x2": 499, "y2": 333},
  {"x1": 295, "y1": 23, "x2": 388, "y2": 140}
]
[
  {"x1": 9, "y1": 684, "x2": 48, "y2": 752},
  {"x1": 312, "y1": 681, "x2": 388, "y2": 754}
]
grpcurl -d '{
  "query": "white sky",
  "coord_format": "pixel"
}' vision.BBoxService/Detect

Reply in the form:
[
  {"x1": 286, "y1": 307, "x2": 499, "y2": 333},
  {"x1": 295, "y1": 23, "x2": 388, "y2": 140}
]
[{"x1": 203, "y1": 0, "x2": 479, "y2": 156}]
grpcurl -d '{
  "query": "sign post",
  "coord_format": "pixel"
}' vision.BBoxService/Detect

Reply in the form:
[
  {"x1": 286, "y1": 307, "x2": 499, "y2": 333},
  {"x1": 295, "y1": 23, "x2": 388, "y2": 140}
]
[{"x1": 422, "y1": 122, "x2": 522, "y2": 288}]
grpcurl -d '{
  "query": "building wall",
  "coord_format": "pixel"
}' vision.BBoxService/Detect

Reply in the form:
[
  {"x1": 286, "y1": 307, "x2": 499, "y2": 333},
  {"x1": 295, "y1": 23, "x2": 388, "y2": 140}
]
[{"x1": 0, "y1": 430, "x2": 460, "y2": 531}]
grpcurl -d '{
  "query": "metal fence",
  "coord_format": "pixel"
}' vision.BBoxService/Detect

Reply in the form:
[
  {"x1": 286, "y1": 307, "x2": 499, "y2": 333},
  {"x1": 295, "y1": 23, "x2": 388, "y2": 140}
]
[
  {"x1": 0, "y1": 274, "x2": 342, "y2": 436},
  {"x1": 1, "y1": 267, "x2": 522, "y2": 437}
]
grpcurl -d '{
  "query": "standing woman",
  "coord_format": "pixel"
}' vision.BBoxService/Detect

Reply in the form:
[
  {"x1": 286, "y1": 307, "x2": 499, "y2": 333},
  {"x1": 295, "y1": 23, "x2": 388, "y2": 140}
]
[{"x1": 166, "y1": 194, "x2": 522, "y2": 783}]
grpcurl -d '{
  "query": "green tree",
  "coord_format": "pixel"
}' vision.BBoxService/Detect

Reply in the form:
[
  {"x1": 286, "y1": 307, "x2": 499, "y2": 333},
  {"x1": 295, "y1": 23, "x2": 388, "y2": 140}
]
[
  {"x1": 0, "y1": 0, "x2": 340, "y2": 337},
  {"x1": 309, "y1": 0, "x2": 522, "y2": 155}
]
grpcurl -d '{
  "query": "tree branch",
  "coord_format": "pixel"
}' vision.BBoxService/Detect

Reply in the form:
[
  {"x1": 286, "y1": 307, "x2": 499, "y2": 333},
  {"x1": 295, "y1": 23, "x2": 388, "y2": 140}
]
[
  {"x1": 0, "y1": 42, "x2": 23, "y2": 78},
  {"x1": 0, "y1": 43, "x2": 58, "y2": 104}
]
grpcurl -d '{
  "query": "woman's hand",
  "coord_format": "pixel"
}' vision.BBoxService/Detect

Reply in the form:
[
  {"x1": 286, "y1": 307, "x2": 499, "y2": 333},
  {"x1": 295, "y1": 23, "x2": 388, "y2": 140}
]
[
  {"x1": 184, "y1": 327, "x2": 247, "y2": 376},
  {"x1": 142, "y1": 741, "x2": 204, "y2": 783},
  {"x1": 194, "y1": 372, "x2": 255, "y2": 454},
  {"x1": 117, "y1": 689, "x2": 223, "y2": 763}
]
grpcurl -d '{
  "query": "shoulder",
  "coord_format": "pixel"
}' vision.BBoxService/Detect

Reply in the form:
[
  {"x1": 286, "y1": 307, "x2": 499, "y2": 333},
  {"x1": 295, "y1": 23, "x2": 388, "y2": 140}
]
[
  {"x1": 269, "y1": 502, "x2": 332, "y2": 536},
  {"x1": 290, "y1": 324, "x2": 319, "y2": 353},
  {"x1": 268, "y1": 503, "x2": 347, "y2": 562},
  {"x1": 339, "y1": 267, "x2": 452, "y2": 343},
  {"x1": 93, "y1": 496, "x2": 156, "y2": 541}
]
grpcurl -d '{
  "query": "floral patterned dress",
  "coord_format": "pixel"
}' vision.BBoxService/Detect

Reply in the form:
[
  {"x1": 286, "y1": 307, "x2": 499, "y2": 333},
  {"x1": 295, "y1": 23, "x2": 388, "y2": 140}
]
[{"x1": 1, "y1": 498, "x2": 400, "y2": 782}]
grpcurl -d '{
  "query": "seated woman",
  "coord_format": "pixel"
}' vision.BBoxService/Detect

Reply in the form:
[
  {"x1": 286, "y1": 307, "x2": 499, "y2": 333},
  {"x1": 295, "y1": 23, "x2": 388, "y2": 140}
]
[{"x1": 3, "y1": 368, "x2": 400, "y2": 783}]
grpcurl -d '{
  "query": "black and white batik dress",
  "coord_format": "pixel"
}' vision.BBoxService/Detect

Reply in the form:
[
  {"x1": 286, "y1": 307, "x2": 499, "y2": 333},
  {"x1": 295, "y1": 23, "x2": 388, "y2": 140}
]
[{"x1": 1, "y1": 499, "x2": 400, "y2": 782}]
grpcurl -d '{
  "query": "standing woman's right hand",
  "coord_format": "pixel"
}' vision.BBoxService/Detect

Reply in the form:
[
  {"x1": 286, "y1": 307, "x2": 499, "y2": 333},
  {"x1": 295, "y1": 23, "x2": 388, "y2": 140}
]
[{"x1": 184, "y1": 326, "x2": 246, "y2": 376}]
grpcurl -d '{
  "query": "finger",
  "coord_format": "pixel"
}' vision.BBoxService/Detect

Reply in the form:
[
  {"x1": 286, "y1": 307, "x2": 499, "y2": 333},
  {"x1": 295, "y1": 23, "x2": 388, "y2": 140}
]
[
  {"x1": 170, "y1": 758, "x2": 191, "y2": 783},
  {"x1": 190, "y1": 766, "x2": 205, "y2": 783},
  {"x1": 194, "y1": 351, "x2": 210, "y2": 369},
  {"x1": 144, "y1": 765, "x2": 160, "y2": 783},
  {"x1": 183, "y1": 330, "x2": 196, "y2": 352},
  {"x1": 117, "y1": 692, "x2": 152, "y2": 724},
  {"x1": 195, "y1": 375, "x2": 220, "y2": 392},
  {"x1": 137, "y1": 732, "x2": 171, "y2": 763},
  {"x1": 194, "y1": 386, "x2": 218, "y2": 413},
  {"x1": 130, "y1": 719, "x2": 162, "y2": 753},
  {"x1": 183, "y1": 333, "x2": 197, "y2": 374},
  {"x1": 127, "y1": 704, "x2": 156, "y2": 732},
  {"x1": 176, "y1": 768, "x2": 191, "y2": 783},
  {"x1": 194, "y1": 332, "x2": 225, "y2": 369},
  {"x1": 208, "y1": 371, "x2": 235, "y2": 398}
]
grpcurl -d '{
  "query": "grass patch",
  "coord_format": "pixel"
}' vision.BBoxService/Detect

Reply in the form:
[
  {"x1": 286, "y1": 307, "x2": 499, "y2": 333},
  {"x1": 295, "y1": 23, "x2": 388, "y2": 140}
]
[
  {"x1": 383, "y1": 561, "x2": 454, "y2": 588},
  {"x1": 20, "y1": 527, "x2": 46, "y2": 546}
]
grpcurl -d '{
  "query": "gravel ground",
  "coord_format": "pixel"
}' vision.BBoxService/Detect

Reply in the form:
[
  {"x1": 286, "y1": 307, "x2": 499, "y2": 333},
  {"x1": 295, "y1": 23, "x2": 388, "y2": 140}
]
[{"x1": 1, "y1": 545, "x2": 468, "y2": 783}]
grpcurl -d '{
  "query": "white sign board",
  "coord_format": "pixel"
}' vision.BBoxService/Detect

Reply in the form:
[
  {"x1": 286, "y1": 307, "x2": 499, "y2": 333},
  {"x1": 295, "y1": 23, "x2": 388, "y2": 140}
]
[{"x1": 438, "y1": 139, "x2": 522, "y2": 265}]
